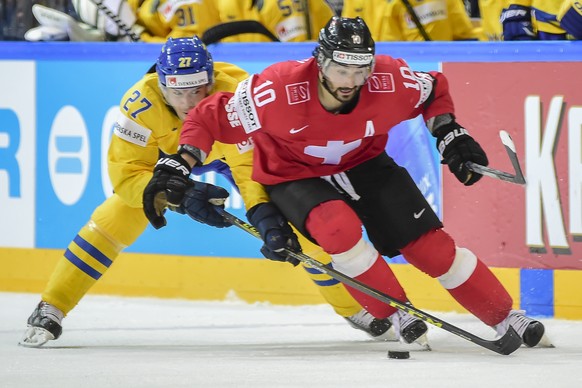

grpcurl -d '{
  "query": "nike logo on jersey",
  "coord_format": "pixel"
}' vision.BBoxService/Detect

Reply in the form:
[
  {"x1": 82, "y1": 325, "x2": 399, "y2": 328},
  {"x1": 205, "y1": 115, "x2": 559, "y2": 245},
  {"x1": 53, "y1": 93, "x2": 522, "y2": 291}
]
[
  {"x1": 171, "y1": 127, "x2": 178, "y2": 131},
  {"x1": 414, "y1": 208, "x2": 426, "y2": 219},
  {"x1": 290, "y1": 125, "x2": 309, "y2": 134}
]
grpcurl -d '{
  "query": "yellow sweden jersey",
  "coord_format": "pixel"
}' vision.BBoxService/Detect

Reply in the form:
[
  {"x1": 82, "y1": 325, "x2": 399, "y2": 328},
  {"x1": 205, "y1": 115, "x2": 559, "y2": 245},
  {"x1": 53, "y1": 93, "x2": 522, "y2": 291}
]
[
  {"x1": 216, "y1": 0, "x2": 333, "y2": 42},
  {"x1": 108, "y1": 62, "x2": 254, "y2": 208},
  {"x1": 135, "y1": 0, "x2": 221, "y2": 42},
  {"x1": 478, "y1": 0, "x2": 504, "y2": 40},
  {"x1": 344, "y1": 0, "x2": 476, "y2": 41}
]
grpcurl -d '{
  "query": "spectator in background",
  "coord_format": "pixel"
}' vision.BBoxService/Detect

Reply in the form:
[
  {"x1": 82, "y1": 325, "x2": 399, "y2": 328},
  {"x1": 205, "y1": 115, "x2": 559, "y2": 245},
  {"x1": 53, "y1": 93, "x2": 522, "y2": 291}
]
[
  {"x1": 211, "y1": 0, "x2": 333, "y2": 43},
  {"x1": 475, "y1": 0, "x2": 504, "y2": 40},
  {"x1": 342, "y1": 0, "x2": 478, "y2": 41},
  {"x1": 501, "y1": 0, "x2": 582, "y2": 40},
  {"x1": 23, "y1": 0, "x2": 335, "y2": 43},
  {"x1": 1, "y1": 0, "x2": 75, "y2": 40},
  {"x1": 461, "y1": 0, "x2": 503, "y2": 41},
  {"x1": 74, "y1": 0, "x2": 222, "y2": 42},
  {"x1": 24, "y1": 0, "x2": 222, "y2": 42},
  {"x1": 130, "y1": 0, "x2": 220, "y2": 42}
]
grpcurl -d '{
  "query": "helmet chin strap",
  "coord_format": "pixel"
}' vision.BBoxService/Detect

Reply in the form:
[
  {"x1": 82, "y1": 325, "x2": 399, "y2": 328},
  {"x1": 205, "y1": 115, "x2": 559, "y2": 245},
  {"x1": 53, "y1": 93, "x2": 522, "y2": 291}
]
[{"x1": 320, "y1": 74, "x2": 341, "y2": 102}]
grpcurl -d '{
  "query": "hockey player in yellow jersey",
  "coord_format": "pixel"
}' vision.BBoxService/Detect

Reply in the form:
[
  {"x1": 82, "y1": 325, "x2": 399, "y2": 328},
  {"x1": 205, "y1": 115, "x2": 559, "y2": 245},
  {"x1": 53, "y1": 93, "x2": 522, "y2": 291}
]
[
  {"x1": 19, "y1": 36, "x2": 399, "y2": 348},
  {"x1": 213, "y1": 0, "x2": 334, "y2": 42},
  {"x1": 342, "y1": 0, "x2": 477, "y2": 41},
  {"x1": 501, "y1": 0, "x2": 582, "y2": 40}
]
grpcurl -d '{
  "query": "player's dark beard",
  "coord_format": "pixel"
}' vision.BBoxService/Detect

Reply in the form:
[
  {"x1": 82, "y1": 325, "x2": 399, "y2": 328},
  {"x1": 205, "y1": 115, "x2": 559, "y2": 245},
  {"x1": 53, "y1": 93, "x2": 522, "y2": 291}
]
[{"x1": 321, "y1": 76, "x2": 362, "y2": 114}]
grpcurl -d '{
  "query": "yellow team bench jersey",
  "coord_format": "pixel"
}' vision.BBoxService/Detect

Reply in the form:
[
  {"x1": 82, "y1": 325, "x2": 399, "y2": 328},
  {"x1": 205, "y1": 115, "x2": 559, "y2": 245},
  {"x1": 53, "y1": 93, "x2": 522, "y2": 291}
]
[
  {"x1": 215, "y1": 0, "x2": 334, "y2": 42},
  {"x1": 133, "y1": 0, "x2": 221, "y2": 42}
]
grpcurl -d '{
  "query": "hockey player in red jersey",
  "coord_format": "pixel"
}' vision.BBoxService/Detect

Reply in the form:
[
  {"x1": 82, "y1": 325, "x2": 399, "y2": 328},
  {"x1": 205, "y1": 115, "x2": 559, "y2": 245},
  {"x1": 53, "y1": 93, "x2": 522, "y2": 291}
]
[{"x1": 143, "y1": 16, "x2": 549, "y2": 348}]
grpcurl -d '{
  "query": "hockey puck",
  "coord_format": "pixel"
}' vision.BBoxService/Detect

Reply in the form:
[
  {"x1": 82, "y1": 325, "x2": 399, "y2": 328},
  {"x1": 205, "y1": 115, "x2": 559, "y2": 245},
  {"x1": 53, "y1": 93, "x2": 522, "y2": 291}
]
[{"x1": 387, "y1": 351, "x2": 410, "y2": 359}]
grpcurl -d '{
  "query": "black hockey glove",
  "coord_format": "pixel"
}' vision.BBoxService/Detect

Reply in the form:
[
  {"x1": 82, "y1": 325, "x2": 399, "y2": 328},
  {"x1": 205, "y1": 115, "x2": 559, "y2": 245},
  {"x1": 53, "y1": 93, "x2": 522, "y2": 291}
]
[
  {"x1": 172, "y1": 181, "x2": 231, "y2": 228},
  {"x1": 434, "y1": 121, "x2": 489, "y2": 186},
  {"x1": 246, "y1": 202, "x2": 302, "y2": 266},
  {"x1": 143, "y1": 154, "x2": 193, "y2": 229}
]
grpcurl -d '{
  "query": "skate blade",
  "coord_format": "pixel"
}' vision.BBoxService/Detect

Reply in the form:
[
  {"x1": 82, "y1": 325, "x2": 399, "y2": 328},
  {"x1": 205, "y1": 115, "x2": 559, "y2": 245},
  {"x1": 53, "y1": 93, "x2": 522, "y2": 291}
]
[
  {"x1": 18, "y1": 326, "x2": 55, "y2": 348},
  {"x1": 371, "y1": 329, "x2": 430, "y2": 350},
  {"x1": 408, "y1": 333, "x2": 432, "y2": 351},
  {"x1": 388, "y1": 335, "x2": 431, "y2": 352},
  {"x1": 372, "y1": 327, "x2": 399, "y2": 342},
  {"x1": 534, "y1": 334, "x2": 555, "y2": 348}
]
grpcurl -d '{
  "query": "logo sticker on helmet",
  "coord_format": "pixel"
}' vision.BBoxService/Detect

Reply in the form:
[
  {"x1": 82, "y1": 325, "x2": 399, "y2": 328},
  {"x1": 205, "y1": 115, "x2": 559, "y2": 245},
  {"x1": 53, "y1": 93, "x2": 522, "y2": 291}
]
[
  {"x1": 332, "y1": 50, "x2": 373, "y2": 66},
  {"x1": 165, "y1": 72, "x2": 209, "y2": 88}
]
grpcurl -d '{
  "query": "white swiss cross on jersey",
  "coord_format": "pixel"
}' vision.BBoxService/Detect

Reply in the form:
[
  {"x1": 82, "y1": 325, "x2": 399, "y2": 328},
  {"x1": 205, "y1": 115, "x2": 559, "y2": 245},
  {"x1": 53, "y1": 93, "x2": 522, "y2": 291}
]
[{"x1": 304, "y1": 140, "x2": 363, "y2": 165}]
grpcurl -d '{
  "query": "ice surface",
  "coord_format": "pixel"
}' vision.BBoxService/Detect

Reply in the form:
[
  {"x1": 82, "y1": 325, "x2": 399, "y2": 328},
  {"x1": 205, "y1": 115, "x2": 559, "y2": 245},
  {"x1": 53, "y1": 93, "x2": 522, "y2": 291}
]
[{"x1": 1, "y1": 292, "x2": 580, "y2": 387}]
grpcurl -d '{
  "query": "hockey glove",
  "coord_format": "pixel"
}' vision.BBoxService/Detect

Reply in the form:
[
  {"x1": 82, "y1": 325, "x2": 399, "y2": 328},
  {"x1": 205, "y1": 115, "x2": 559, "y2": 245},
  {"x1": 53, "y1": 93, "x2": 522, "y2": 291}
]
[
  {"x1": 172, "y1": 181, "x2": 231, "y2": 228},
  {"x1": 434, "y1": 121, "x2": 489, "y2": 186},
  {"x1": 246, "y1": 202, "x2": 302, "y2": 266},
  {"x1": 143, "y1": 154, "x2": 192, "y2": 229},
  {"x1": 500, "y1": 4, "x2": 537, "y2": 41}
]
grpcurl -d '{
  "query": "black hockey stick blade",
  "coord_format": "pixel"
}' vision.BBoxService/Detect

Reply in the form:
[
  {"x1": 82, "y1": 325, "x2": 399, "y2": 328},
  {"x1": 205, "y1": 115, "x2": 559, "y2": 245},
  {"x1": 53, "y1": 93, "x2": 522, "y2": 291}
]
[
  {"x1": 465, "y1": 130, "x2": 526, "y2": 185},
  {"x1": 215, "y1": 207, "x2": 523, "y2": 356}
]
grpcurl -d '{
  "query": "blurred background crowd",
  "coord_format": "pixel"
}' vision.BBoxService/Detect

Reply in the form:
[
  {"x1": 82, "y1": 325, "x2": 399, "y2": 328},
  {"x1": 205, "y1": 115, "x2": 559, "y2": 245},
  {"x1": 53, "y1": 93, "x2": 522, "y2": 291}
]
[{"x1": 0, "y1": 0, "x2": 580, "y2": 43}]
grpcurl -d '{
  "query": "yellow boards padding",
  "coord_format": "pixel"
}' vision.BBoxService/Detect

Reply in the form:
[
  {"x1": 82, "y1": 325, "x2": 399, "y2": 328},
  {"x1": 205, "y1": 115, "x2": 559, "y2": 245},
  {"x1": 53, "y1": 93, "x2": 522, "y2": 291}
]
[{"x1": 2, "y1": 247, "x2": 581, "y2": 319}]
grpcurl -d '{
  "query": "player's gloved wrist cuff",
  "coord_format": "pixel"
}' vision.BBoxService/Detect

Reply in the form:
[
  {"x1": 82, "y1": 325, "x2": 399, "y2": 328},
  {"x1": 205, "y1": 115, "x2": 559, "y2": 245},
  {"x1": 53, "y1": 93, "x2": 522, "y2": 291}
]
[
  {"x1": 428, "y1": 113, "x2": 454, "y2": 135},
  {"x1": 247, "y1": 202, "x2": 297, "y2": 252},
  {"x1": 433, "y1": 120, "x2": 470, "y2": 156},
  {"x1": 178, "y1": 144, "x2": 205, "y2": 167},
  {"x1": 154, "y1": 153, "x2": 192, "y2": 177},
  {"x1": 246, "y1": 203, "x2": 281, "y2": 230}
]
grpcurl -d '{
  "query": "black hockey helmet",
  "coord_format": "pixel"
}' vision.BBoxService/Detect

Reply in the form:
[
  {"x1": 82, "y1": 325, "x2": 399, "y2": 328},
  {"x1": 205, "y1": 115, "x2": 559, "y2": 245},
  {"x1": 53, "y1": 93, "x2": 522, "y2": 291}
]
[{"x1": 314, "y1": 16, "x2": 375, "y2": 68}]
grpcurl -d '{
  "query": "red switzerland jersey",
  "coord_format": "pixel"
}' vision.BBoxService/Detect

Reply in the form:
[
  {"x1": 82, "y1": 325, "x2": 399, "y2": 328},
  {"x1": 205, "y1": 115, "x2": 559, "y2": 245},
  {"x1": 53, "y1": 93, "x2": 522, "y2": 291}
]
[{"x1": 181, "y1": 56, "x2": 455, "y2": 185}]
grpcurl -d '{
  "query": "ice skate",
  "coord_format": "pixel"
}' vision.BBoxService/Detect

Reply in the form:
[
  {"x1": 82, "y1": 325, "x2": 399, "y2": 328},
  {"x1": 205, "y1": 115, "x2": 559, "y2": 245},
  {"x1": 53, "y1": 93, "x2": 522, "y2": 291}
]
[
  {"x1": 495, "y1": 309, "x2": 553, "y2": 348},
  {"x1": 345, "y1": 309, "x2": 397, "y2": 341},
  {"x1": 19, "y1": 301, "x2": 64, "y2": 348},
  {"x1": 390, "y1": 309, "x2": 431, "y2": 350}
]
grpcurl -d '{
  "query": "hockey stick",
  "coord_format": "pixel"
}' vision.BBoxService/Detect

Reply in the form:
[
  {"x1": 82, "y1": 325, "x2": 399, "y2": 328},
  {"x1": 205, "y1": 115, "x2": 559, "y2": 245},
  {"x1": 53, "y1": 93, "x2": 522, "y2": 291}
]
[
  {"x1": 202, "y1": 20, "x2": 280, "y2": 44},
  {"x1": 466, "y1": 130, "x2": 526, "y2": 185},
  {"x1": 302, "y1": 0, "x2": 313, "y2": 40},
  {"x1": 214, "y1": 207, "x2": 523, "y2": 356},
  {"x1": 87, "y1": 0, "x2": 141, "y2": 42}
]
